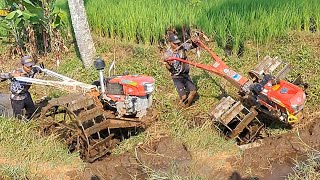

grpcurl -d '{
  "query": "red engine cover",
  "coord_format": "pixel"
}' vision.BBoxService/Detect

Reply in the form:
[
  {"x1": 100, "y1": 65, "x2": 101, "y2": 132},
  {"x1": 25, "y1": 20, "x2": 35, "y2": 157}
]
[
  {"x1": 108, "y1": 75, "x2": 155, "y2": 96},
  {"x1": 261, "y1": 80, "x2": 306, "y2": 114}
]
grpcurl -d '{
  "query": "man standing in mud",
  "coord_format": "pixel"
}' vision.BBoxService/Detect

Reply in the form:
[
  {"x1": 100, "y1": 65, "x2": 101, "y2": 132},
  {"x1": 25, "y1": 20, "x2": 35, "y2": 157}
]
[
  {"x1": 0, "y1": 56, "x2": 42, "y2": 120},
  {"x1": 164, "y1": 33, "x2": 197, "y2": 108}
]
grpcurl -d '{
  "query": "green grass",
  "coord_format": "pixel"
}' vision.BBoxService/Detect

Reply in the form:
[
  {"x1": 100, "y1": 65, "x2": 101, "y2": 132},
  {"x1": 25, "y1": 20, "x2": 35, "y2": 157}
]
[
  {"x1": 0, "y1": 117, "x2": 84, "y2": 179},
  {"x1": 0, "y1": 0, "x2": 5, "y2": 8},
  {"x1": 56, "y1": 57, "x2": 98, "y2": 83},
  {"x1": 0, "y1": 42, "x2": 6, "y2": 54},
  {"x1": 0, "y1": 164, "x2": 30, "y2": 180},
  {"x1": 140, "y1": 162, "x2": 207, "y2": 180}
]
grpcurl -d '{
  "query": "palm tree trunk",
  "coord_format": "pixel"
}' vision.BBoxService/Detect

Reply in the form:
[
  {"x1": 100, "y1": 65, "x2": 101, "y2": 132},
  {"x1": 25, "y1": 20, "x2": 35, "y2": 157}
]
[{"x1": 68, "y1": 0, "x2": 96, "y2": 67}]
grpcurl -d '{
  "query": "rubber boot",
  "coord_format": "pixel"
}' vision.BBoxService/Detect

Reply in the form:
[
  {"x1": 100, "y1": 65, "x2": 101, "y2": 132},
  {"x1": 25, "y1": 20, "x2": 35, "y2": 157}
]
[
  {"x1": 178, "y1": 95, "x2": 187, "y2": 108},
  {"x1": 185, "y1": 90, "x2": 197, "y2": 107}
]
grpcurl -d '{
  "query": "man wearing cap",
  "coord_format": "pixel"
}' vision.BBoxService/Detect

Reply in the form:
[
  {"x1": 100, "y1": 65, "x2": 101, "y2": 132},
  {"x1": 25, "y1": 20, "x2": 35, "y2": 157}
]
[
  {"x1": 0, "y1": 56, "x2": 42, "y2": 120},
  {"x1": 164, "y1": 33, "x2": 197, "y2": 108}
]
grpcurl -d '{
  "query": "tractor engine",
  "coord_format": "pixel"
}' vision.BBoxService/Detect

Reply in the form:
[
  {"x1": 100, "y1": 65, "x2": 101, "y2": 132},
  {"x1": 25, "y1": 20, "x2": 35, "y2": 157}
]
[
  {"x1": 94, "y1": 59, "x2": 155, "y2": 118},
  {"x1": 103, "y1": 75, "x2": 155, "y2": 117}
]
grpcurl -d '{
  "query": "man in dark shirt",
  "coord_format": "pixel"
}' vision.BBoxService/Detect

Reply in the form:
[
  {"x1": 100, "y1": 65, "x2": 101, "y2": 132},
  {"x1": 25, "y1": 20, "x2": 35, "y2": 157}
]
[
  {"x1": 164, "y1": 33, "x2": 197, "y2": 108},
  {"x1": 0, "y1": 56, "x2": 41, "y2": 120}
]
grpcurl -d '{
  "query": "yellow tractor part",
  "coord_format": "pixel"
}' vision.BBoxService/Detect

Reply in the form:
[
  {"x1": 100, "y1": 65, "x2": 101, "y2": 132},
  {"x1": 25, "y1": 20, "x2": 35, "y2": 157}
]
[
  {"x1": 0, "y1": 9, "x2": 9, "y2": 17},
  {"x1": 287, "y1": 112, "x2": 298, "y2": 123}
]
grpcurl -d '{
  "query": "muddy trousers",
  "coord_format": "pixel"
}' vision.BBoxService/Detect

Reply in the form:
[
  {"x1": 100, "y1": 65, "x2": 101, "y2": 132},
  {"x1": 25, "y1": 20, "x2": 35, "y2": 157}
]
[{"x1": 11, "y1": 92, "x2": 36, "y2": 120}]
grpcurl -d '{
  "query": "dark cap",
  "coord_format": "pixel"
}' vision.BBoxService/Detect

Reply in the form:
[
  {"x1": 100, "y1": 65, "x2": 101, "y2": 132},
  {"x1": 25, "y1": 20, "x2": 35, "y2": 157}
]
[
  {"x1": 21, "y1": 56, "x2": 35, "y2": 67},
  {"x1": 168, "y1": 34, "x2": 181, "y2": 44}
]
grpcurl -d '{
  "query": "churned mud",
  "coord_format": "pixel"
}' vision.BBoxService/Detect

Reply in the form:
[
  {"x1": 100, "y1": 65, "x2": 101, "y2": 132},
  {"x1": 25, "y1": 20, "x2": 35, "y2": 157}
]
[
  {"x1": 230, "y1": 110, "x2": 320, "y2": 179},
  {"x1": 70, "y1": 136, "x2": 193, "y2": 180},
  {"x1": 68, "y1": 110, "x2": 320, "y2": 180}
]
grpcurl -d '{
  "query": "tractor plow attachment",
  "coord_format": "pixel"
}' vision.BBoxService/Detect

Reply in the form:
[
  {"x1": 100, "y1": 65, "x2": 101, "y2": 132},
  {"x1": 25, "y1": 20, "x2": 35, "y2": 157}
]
[
  {"x1": 40, "y1": 93, "x2": 148, "y2": 162},
  {"x1": 210, "y1": 96, "x2": 264, "y2": 144},
  {"x1": 248, "y1": 56, "x2": 292, "y2": 82}
]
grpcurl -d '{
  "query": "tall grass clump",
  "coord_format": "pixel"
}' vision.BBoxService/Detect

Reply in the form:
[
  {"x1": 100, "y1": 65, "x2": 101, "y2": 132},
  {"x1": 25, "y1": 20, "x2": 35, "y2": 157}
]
[
  {"x1": 287, "y1": 152, "x2": 320, "y2": 180},
  {"x1": 80, "y1": 0, "x2": 320, "y2": 54},
  {"x1": 0, "y1": 117, "x2": 84, "y2": 178},
  {"x1": 0, "y1": 164, "x2": 30, "y2": 180}
]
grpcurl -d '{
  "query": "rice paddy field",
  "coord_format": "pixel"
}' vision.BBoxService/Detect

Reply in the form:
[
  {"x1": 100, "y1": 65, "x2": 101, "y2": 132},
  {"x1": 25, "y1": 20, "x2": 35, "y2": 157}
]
[
  {"x1": 4, "y1": 0, "x2": 320, "y2": 52},
  {"x1": 80, "y1": 0, "x2": 320, "y2": 52}
]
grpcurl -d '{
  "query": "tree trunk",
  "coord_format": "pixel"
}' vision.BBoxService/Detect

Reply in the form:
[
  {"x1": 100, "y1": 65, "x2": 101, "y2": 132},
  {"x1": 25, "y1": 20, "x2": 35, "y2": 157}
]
[{"x1": 68, "y1": 0, "x2": 96, "y2": 67}]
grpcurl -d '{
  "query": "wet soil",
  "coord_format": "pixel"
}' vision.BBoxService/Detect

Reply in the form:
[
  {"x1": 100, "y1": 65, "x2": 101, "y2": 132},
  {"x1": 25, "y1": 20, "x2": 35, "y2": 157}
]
[
  {"x1": 230, "y1": 111, "x2": 320, "y2": 179},
  {"x1": 69, "y1": 136, "x2": 193, "y2": 180}
]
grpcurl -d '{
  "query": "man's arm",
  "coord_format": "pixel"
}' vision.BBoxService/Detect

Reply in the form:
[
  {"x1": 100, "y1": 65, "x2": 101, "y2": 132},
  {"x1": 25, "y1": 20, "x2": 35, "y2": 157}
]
[
  {"x1": 165, "y1": 63, "x2": 173, "y2": 71},
  {"x1": 0, "y1": 73, "x2": 13, "y2": 82},
  {"x1": 32, "y1": 66, "x2": 43, "y2": 74},
  {"x1": 1, "y1": 69, "x2": 27, "y2": 81},
  {"x1": 182, "y1": 42, "x2": 198, "y2": 51},
  {"x1": 163, "y1": 49, "x2": 174, "y2": 69}
]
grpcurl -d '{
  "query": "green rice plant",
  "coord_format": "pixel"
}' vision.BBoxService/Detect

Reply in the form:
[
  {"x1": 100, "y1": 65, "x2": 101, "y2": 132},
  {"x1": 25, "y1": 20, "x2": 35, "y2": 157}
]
[
  {"x1": 73, "y1": 0, "x2": 320, "y2": 54},
  {"x1": 4, "y1": 0, "x2": 307, "y2": 56}
]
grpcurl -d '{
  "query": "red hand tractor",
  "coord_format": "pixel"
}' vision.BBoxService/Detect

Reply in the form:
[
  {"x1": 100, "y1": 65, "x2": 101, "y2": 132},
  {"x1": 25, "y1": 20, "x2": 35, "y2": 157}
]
[{"x1": 166, "y1": 36, "x2": 307, "y2": 144}]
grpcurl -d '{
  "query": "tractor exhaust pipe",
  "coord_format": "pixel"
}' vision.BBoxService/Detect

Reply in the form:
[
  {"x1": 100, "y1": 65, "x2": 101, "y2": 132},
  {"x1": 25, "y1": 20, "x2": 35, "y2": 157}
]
[
  {"x1": 94, "y1": 59, "x2": 106, "y2": 95},
  {"x1": 98, "y1": 70, "x2": 106, "y2": 94},
  {"x1": 108, "y1": 60, "x2": 116, "y2": 77}
]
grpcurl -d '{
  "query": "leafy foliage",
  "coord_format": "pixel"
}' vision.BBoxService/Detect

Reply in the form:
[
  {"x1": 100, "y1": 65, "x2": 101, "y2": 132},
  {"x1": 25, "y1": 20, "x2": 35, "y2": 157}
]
[{"x1": 0, "y1": 0, "x2": 67, "y2": 57}]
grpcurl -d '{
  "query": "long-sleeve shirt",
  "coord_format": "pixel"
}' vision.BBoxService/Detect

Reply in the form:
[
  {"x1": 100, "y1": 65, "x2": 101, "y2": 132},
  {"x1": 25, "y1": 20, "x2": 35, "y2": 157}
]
[{"x1": 0, "y1": 67, "x2": 41, "y2": 100}]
